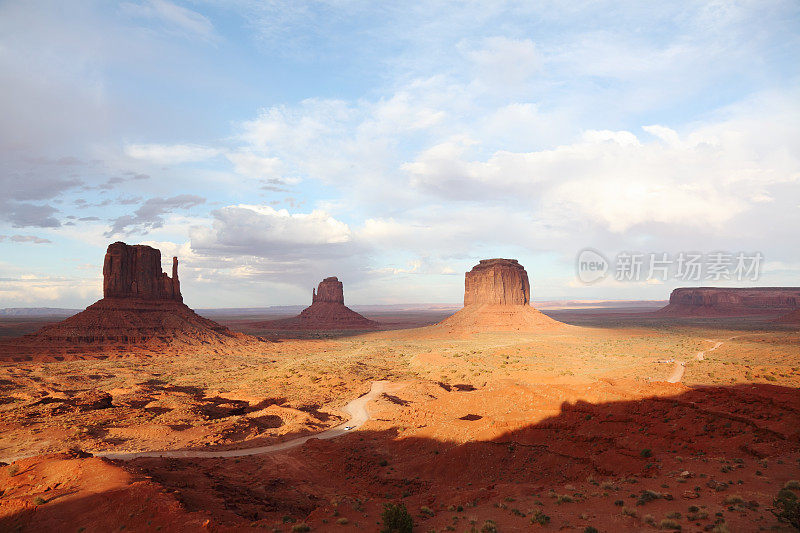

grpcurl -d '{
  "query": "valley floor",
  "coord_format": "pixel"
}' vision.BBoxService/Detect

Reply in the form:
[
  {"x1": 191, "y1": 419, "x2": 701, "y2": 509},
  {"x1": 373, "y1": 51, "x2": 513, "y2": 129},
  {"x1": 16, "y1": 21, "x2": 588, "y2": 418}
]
[{"x1": 1, "y1": 311, "x2": 798, "y2": 532}]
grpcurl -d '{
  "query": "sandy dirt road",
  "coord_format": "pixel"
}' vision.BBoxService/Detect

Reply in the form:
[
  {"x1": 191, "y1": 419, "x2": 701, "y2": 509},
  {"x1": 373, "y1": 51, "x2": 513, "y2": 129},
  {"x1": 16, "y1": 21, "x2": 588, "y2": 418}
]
[
  {"x1": 666, "y1": 337, "x2": 735, "y2": 383},
  {"x1": 94, "y1": 381, "x2": 388, "y2": 460}
]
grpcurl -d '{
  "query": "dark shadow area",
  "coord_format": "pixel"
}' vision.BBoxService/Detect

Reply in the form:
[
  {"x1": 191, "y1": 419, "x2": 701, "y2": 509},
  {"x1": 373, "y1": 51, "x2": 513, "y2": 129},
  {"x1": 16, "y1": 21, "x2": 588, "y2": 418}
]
[{"x1": 2, "y1": 383, "x2": 798, "y2": 531}]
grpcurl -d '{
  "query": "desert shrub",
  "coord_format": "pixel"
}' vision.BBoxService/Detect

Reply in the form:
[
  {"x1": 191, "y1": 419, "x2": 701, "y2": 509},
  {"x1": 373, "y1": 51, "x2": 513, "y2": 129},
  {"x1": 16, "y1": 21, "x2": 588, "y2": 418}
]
[
  {"x1": 557, "y1": 494, "x2": 574, "y2": 504},
  {"x1": 687, "y1": 510, "x2": 708, "y2": 520},
  {"x1": 666, "y1": 511, "x2": 681, "y2": 519},
  {"x1": 33, "y1": 496, "x2": 46, "y2": 505},
  {"x1": 644, "y1": 514, "x2": 656, "y2": 525},
  {"x1": 771, "y1": 488, "x2": 800, "y2": 529},
  {"x1": 530, "y1": 509, "x2": 550, "y2": 525},
  {"x1": 584, "y1": 527, "x2": 598, "y2": 533},
  {"x1": 785, "y1": 480, "x2": 800, "y2": 490},
  {"x1": 636, "y1": 490, "x2": 662, "y2": 506},
  {"x1": 419, "y1": 506, "x2": 434, "y2": 517},
  {"x1": 336, "y1": 517, "x2": 348, "y2": 525},
  {"x1": 480, "y1": 520, "x2": 498, "y2": 533},
  {"x1": 659, "y1": 518, "x2": 681, "y2": 530},
  {"x1": 614, "y1": 499, "x2": 624, "y2": 506},
  {"x1": 640, "y1": 449, "x2": 653, "y2": 458},
  {"x1": 622, "y1": 507, "x2": 638, "y2": 517},
  {"x1": 723, "y1": 495, "x2": 744, "y2": 505},
  {"x1": 381, "y1": 503, "x2": 414, "y2": 533},
  {"x1": 291, "y1": 524, "x2": 310, "y2": 532}
]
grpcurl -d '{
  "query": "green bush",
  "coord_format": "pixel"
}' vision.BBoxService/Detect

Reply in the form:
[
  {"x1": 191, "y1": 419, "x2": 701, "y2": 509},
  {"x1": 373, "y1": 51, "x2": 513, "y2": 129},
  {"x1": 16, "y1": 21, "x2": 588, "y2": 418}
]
[
  {"x1": 291, "y1": 524, "x2": 311, "y2": 533},
  {"x1": 381, "y1": 503, "x2": 414, "y2": 533},
  {"x1": 771, "y1": 488, "x2": 799, "y2": 529},
  {"x1": 640, "y1": 449, "x2": 653, "y2": 458}
]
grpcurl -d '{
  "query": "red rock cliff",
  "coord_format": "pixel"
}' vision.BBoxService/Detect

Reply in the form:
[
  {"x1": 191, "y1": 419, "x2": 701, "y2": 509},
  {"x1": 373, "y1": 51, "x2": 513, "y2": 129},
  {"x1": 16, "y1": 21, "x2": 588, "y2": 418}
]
[
  {"x1": 312, "y1": 277, "x2": 345, "y2": 304},
  {"x1": 659, "y1": 287, "x2": 800, "y2": 316},
  {"x1": 464, "y1": 259, "x2": 531, "y2": 306},
  {"x1": 103, "y1": 242, "x2": 182, "y2": 302}
]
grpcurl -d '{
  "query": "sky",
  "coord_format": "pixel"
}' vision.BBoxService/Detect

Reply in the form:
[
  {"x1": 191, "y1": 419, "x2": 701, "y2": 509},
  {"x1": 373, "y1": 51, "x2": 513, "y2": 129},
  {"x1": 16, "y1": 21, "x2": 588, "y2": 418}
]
[{"x1": 1, "y1": 0, "x2": 799, "y2": 308}]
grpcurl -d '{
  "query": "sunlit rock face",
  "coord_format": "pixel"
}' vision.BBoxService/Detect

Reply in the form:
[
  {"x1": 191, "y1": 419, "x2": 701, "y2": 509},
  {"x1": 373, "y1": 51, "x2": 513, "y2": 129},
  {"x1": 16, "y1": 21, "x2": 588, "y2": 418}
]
[
  {"x1": 0, "y1": 242, "x2": 262, "y2": 360},
  {"x1": 103, "y1": 242, "x2": 182, "y2": 302},
  {"x1": 464, "y1": 259, "x2": 531, "y2": 306},
  {"x1": 659, "y1": 287, "x2": 800, "y2": 316}
]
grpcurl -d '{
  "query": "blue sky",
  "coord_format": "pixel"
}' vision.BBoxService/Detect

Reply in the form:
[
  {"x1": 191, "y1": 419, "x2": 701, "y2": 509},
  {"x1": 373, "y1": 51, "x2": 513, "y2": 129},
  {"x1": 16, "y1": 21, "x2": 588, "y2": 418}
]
[{"x1": 1, "y1": 0, "x2": 799, "y2": 308}]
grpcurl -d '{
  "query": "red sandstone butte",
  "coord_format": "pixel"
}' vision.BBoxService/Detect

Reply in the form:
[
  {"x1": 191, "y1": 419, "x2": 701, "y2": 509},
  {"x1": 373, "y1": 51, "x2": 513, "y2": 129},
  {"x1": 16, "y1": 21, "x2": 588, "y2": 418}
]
[
  {"x1": 464, "y1": 258, "x2": 530, "y2": 305},
  {"x1": 103, "y1": 241, "x2": 181, "y2": 301},
  {"x1": 257, "y1": 277, "x2": 378, "y2": 331},
  {"x1": 0, "y1": 242, "x2": 263, "y2": 361},
  {"x1": 657, "y1": 287, "x2": 800, "y2": 317},
  {"x1": 437, "y1": 258, "x2": 564, "y2": 333}
]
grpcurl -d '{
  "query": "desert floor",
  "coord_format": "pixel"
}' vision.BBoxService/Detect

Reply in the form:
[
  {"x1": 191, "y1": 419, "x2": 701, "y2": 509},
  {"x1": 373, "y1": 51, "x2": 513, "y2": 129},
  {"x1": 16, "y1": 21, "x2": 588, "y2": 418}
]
[{"x1": 1, "y1": 310, "x2": 798, "y2": 532}]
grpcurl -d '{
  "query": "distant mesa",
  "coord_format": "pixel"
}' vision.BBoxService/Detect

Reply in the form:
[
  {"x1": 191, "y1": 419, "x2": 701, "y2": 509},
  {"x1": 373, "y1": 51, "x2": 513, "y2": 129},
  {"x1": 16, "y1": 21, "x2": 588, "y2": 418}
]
[
  {"x1": 436, "y1": 258, "x2": 565, "y2": 333},
  {"x1": 256, "y1": 276, "x2": 378, "y2": 331},
  {"x1": 777, "y1": 308, "x2": 800, "y2": 325},
  {"x1": 0, "y1": 242, "x2": 265, "y2": 361},
  {"x1": 657, "y1": 287, "x2": 800, "y2": 317}
]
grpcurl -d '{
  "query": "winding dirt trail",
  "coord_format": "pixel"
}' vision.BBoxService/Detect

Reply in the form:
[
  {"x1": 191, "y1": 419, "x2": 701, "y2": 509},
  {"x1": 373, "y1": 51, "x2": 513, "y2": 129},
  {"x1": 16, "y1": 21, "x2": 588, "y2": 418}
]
[
  {"x1": 94, "y1": 381, "x2": 388, "y2": 461},
  {"x1": 665, "y1": 337, "x2": 736, "y2": 383}
]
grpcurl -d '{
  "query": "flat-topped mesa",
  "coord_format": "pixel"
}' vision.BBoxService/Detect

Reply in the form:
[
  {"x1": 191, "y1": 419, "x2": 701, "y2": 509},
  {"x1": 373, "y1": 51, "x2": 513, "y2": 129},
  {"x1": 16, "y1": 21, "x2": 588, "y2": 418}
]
[
  {"x1": 464, "y1": 258, "x2": 530, "y2": 306},
  {"x1": 658, "y1": 287, "x2": 800, "y2": 316},
  {"x1": 312, "y1": 277, "x2": 345, "y2": 304},
  {"x1": 103, "y1": 242, "x2": 182, "y2": 302},
  {"x1": 435, "y1": 258, "x2": 564, "y2": 333}
]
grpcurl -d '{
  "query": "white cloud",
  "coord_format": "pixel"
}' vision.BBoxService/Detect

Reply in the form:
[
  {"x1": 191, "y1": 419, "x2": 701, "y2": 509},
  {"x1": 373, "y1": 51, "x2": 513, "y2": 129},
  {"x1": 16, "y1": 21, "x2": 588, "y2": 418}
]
[
  {"x1": 189, "y1": 204, "x2": 353, "y2": 261},
  {"x1": 225, "y1": 151, "x2": 284, "y2": 180},
  {"x1": 121, "y1": 0, "x2": 218, "y2": 42},
  {"x1": 124, "y1": 143, "x2": 221, "y2": 164}
]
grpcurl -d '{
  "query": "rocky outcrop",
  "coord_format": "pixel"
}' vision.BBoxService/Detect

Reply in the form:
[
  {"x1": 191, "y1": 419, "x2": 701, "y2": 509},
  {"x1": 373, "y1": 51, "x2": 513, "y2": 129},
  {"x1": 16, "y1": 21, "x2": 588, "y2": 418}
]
[
  {"x1": 464, "y1": 258, "x2": 530, "y2": 306},
  {"x1": 657, "y1": 287, "x2": 800, "y2": 316},
  {"x1": 103, "y1": 242, "x2": 181, "y2": 301},
  {"x1": 312, "y1": 277, "x2": 344, "y2": 304},
  {"x1": 0, "y1": 242, "x2": 266, "y2": 361},
  {"x1": 256, "y1": 277, "x2": 378, "y2": 331},
  {"x1": 437, "y1": 259, "x2": 564, "y2": 333}
]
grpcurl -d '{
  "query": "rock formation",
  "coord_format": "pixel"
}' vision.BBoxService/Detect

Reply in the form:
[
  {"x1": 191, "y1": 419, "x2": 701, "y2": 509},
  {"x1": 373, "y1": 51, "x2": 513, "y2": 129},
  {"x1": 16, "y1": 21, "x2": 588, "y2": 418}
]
[
  {"x1": 0, "y1": 242, "x2": 265, "y2": 361},
  {"x1": 256, "y1": 277, "x2": 378, "y2": 331},
  {"x1": 436, "y1": 258, "x2": 564, "y2": 333},
  {"x1": 657, "y1": 287, "x2": 800, "y2": 316},
  {"x1": 777, "y1": 309, "x2": 800, "y2": 324},
  {"x1": 103, "y1": 242, "x2": 181, "y2": 301},
  {"x1": 464, "y1": 259, "x2": 530, "y2": 305}
]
